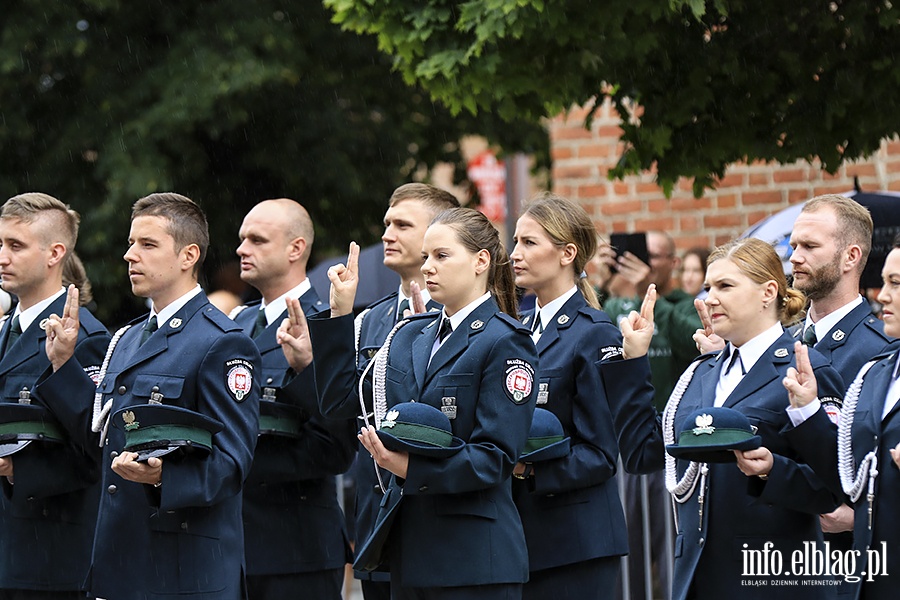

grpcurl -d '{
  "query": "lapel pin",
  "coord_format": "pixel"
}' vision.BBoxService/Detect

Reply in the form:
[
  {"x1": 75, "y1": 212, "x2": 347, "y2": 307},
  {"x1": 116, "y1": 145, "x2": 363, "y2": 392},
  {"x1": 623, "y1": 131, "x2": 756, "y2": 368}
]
[
  {"x1": 832, "y1": 329, "x2": 845, "y2": 341},
  {"x1": 471, "y1": 320, "x2": 484, "y2": 330},
  {"x1": 39, "y1": 318, "x2": 49, "y2": 330},
  {"x1": 169, "y1": 318, "x2": 182, "y2": 329},
  {"x1": 557, "y1": 314, "x2": 570, "y2": 325},
  {"x1": 774, "y1": 348, "x2": 789, "y2": 358}
]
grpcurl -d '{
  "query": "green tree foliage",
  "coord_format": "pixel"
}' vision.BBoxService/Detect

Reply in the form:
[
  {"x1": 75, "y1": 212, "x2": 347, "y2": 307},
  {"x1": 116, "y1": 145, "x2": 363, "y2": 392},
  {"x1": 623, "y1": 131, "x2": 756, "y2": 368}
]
[
  {"x1": 327, "y1": 0, "x2": 900, "y2": 195},
  {"x1": 0, "y1": 1, "x2": 547, "y2": 324}
]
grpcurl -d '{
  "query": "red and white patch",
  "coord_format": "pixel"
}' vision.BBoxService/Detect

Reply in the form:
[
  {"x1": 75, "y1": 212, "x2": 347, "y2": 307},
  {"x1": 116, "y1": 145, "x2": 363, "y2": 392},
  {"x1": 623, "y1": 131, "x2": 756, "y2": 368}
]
[
  {"x1": 821, "y1": 397, "x2": 842, "y2": 426},
  {"x1": 225, "y1": 358, "x2": 254, "y2": 402},
  {"x1": 505, "y1": 368, "x2": 533, "y2": 404}
]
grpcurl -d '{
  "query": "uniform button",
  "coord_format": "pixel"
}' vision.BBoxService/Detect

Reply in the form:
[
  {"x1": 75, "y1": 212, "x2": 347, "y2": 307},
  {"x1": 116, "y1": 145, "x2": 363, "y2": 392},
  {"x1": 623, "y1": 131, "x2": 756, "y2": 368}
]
[
  {"x1": 107, "y1": 485, "x2": 117, "y2": 495},
  {"x1": 419, "y1": 485, "x2": 428, "y2": 492},
  {"x1": 266, "y1": 377, "x2": 273, "y2": 384},
  {"x1": 42, "y1": 509, "x2": 49, "y2": 516},
  {"x1": 117, "y1": 386, "x2": 127, "y2": 395},
  {"x1": 110, "y1": 451, "x2": 119, "y2": 459},
  {"x1": 180, "y1": 522, "x2": 188, "y2": 530},
  {"x1": 373, "y1": 484, "x2": 382, "y2": 491},
  {"x1": 26, "y1": 496, "x2": 34, "y2": 502},
  {"x1": 300, "y1": 495, "x2": 307, "y2": 500},
  {"x1": 699, "y1": 537, "x2": 705, "y2": 547}
]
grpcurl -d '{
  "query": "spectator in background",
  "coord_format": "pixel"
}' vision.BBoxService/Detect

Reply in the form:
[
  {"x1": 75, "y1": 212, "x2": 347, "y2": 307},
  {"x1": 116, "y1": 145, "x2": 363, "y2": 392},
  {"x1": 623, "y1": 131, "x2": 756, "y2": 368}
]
[
  {"x1": 603, "y1": 230, "x2": 701, "y2": 600},
  {"x1": 680, "y1": 247, "x2": 710, "y2": 301}
]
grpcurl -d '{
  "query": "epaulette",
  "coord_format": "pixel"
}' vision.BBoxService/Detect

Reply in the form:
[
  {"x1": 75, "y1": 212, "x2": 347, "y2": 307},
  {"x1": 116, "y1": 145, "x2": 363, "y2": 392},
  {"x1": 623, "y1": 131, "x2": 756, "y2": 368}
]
[
  {"x1": 228, "y1": 299, "x2": 261, "y2": 320},
  {"x1": 202, "y1": 305, "x2": 243, "y2": 333},
  {"x1": 582, "y1": 305, "x2": 614, "y2": 325},
  {"x1": 78, "y1": 308, "x2": 108, "y2": 335},
  {"x1": 497, "y1": 312, "x2": 530, "y2": 332},
  {"x1": 366, "y1": 291, "x2": 399, "y2": 311},
  {"x1": 863, "y1": 315, "x2": 894, "y2": 342}
]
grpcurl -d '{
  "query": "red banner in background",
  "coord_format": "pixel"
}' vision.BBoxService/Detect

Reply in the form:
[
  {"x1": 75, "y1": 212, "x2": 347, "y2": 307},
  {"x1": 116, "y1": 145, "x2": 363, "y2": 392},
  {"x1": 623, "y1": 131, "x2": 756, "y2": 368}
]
[{"x1": 467, "y1": 151, "x2": 507, "y2": 222}]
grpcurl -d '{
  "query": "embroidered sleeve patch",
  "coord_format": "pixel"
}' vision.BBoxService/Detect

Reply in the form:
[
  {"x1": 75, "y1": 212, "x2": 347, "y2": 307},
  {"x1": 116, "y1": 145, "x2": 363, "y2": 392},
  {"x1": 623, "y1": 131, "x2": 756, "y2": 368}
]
[
  {"x1": 225, "y1": 358, "x2": 254, "y2": 402},
  {"x1": 820, "y1": 396, "x2": 843, "y2": 426},
  {"x1": 504, "y1": 359, "x2": 535, "y2": 404},
  {"x1": 84, "y1": 365, "x2": 102, "y2": 385},
  {"x1": 600, "y1": 345, "x2": 624, "y2": 361}
]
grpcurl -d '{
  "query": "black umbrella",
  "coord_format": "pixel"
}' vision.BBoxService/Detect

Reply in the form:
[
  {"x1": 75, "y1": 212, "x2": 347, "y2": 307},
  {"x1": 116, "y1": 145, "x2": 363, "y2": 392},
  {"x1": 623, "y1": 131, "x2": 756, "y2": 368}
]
[{"x1": 308, "y1": 244, "x2": 399, "y2": 312}]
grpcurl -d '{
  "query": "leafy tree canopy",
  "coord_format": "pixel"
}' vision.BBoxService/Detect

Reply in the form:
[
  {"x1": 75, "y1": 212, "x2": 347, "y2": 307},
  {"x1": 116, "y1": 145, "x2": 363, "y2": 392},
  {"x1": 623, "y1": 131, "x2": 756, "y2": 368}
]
[
  {"x1": 0, "y1": 1, "x2": 546, "y2": 324},
  {"x1": 327, "y1": 0, "x2": 900, "y2": 195}
]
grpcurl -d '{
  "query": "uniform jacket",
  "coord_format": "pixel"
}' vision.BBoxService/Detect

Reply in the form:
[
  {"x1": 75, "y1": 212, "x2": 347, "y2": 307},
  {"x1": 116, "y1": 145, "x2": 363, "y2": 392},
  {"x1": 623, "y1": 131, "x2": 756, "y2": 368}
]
[
  {"x1": 310, "y1": 291, "x2": 439, "y2": 582},
  {"x1": 0, "y1": 296, "x2": 109, "y2": 592},
  {"x1": 34, "y1": 293, "x2": 261, "y2": 600},
  {"x1": 791, "y1": 301, "x2": 898, "y2": 388},
  {"x1": 512, "y1": 294, "x2": 628, "y2": 572},
  {"x1": 234, "y1": 288, "x2": 355, "y2": 576},
  {"x1": 313, "y1": 297, "x2": 538, "y2": 588},
  {"x1": 787, "y1": 351, "x2": 900, "y2": 600},
  {"x1": 602, "y1": 330, "x2": 844, "y2": 600}
]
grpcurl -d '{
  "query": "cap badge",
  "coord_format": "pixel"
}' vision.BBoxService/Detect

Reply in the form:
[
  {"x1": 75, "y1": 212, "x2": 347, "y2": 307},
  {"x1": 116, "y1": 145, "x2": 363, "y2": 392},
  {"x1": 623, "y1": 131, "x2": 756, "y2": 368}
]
[
  {"x1": 774, "y1": 348, "x2": 789, "y2": 358},
  {"x1": 383, "y1": 410, "x2": 399, "y2": 428},
  {"x1": 692, "y1": 413, "x2": 715, "y2": 436},
  {"x1": 122, "y1": 410, "x2": 139, "y2": 431}
]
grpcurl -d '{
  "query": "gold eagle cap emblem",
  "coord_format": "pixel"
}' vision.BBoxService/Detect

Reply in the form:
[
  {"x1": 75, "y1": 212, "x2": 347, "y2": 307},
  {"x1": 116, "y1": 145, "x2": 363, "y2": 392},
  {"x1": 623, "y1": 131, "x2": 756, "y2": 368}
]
[{"x1": 122, "y1": 410, "x2": 140, "y2": 431}]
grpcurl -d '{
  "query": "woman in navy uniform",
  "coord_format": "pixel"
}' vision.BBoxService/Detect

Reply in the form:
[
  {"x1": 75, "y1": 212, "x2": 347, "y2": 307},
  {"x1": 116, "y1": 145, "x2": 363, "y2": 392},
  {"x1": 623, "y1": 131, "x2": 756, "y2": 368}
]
[
  {"x1": 507, "y1": 193, "x2": 626, "y2": 598},
  {"x1": 606, "y1": 237, "x2": 844, "y2": 600},
  {"x1": 783, "y1": 237, "x2": 900, "y2": 599},
  {"x1": 311, "y1": 207, "x2": 537, "y2": 599}
]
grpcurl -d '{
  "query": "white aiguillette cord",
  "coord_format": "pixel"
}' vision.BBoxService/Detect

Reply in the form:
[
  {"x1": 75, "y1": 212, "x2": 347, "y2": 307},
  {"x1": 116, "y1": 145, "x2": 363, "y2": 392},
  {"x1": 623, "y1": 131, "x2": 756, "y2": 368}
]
[
  {"x1": 92, "y1": 325, "x2": 132, "y2": 447},
  {"x1": 358, "y1": 317, "x2": 413, "y2": 495},
  {"x1": 837, "y1": 359, "x2": 879, "y2": 528}
]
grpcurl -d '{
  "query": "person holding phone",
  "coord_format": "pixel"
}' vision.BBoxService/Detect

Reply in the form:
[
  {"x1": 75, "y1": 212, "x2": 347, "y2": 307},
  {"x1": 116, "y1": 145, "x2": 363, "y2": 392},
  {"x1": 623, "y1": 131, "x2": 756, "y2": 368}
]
[
  {"x1": 509, "y1": 193, "x2": 629, "y2": 599},
  {"x1": 602, "y1": 230, "x2": 701, "y2": 599}
]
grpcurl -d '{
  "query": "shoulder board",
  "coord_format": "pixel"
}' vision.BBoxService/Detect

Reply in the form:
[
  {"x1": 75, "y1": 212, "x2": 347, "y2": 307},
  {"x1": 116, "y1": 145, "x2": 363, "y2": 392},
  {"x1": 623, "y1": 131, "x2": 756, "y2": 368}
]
[
  {"x1": 202, "y1": 305, "x2": 243, "y2": 332},
  {"x1": 405, "y1": 311, "x2": 440, "y2": 322},
  {"x1": 871, "y1": 350, "x2": 898, "y2": 365},
  {"x1": 693, "y1": 351, "x2": 719, "y2": 365},
  {"x1": 497, "y1": 312, "x2": 529, "y2": 331},
  {"x1": 581, "y1": 306, "x2": 614, "y2": 325},
  {"x1": 367, "y1": 291, "x2": 399, "y2": 311},
  {"x1": 863, "y1": 316, "x2": 893, "y2": 341},
  {"x1": 78, "y1": 308, "x2": 108, "y2": 335},
  {"x1": 128, "y1": 312, "x2": 151, "y2": 327},
  {"x1": 228, "y1": 299, "x2": 261, "y2": 320}
]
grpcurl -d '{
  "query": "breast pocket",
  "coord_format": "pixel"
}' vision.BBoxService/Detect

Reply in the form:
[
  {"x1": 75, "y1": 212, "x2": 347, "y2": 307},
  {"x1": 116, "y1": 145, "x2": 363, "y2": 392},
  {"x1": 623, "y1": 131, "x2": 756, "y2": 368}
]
[
  {"x1": 3, "y1": 374, "x2": 38, "y2": 401},
  {"x1": 536, "y1": 368, "x2": 564, "y2": 406},
  {"x1": 131, "y1": 374, "x2": 185, "y2": 404},
  {"x1": 434, "y1": 373, "x2": 474, "y2": 422}
]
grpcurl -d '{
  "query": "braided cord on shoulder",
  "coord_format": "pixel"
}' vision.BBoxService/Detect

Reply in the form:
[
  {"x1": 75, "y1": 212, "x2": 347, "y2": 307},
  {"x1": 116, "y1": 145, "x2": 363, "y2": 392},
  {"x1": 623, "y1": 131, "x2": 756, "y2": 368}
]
[
  {"x1": 354, "y1": 308, "x2": 371, "y2": 360},
  {"x1": 92, "y1": 325, "x2": 132, "y2": 446},
  {"x1": 838, "y1": 360, "x2": 878, "y2": 503},
  {"x1": 662, "y1": 360, "x2": 706, "y2": 503}
]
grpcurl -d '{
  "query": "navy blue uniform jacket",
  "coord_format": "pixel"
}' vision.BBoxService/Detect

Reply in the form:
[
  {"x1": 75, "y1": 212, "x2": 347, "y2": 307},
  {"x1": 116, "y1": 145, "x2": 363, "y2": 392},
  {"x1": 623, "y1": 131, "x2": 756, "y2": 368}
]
[
  {"x1": 234, "y1": 288, "x2": 355, "y2": 577},
  {"x1": 792, "y1": 301, "x2": 897, "y2": 388},
  {"x1": 35, "y1": 293, "x2": 261, "y2": 600},
  {"x1": 603, "y1": 330, "x2": 844, "y2": 600},
  {"x1": 0, "y1": 296, "x2": 109, "y2": 592},
  {"x1": 312, "y1": 297, "x2": 538, "y2": 587},
  {"x1": 311, "y1": 291, "x2": 438, "y2": 582},
  {"x1": 513, "y1": 294, "x2": 628, "y2": 571},
  {"x1": 786, "y1": 350, "x2": 900, "y2": 600}
]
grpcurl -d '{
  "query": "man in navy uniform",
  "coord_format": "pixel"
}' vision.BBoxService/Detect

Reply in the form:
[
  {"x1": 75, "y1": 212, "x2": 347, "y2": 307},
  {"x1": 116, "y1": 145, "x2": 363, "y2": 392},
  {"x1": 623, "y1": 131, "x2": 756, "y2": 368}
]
[
  {"x1": 788, "y1": 194, "x2": 898, "y2": 564},
  {"x1": 37, "y1": 193, "x2": 261, "y2": 600},
  {"x1": 293, "y1": 184, "x2": 458, "y2": 600},
  {"x1": 0, "y1": 193, "x2": 109, "y2": 599},
  {"x1": 233, "y1": 198, "x2": 355, "y2": 600}
]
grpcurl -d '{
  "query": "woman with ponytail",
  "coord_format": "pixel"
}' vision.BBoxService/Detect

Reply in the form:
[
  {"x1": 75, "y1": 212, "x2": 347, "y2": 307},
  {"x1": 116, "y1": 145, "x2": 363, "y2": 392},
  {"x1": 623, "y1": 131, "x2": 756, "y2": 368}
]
[
  {"x1": 606, "y1": 237, "x2": 845, "y2": 600},
  {"x1": 508, "y1": 193, "x2": 629, "y2": 598},
  {"x1": 318, "y1": 207, "x2": 538, "y2": 599}
]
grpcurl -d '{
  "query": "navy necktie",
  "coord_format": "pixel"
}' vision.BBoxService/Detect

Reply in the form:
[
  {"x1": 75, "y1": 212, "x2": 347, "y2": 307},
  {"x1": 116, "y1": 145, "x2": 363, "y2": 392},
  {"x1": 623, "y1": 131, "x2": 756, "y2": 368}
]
[
  {"x1": 251, "y1": 309, "x2": 268, "y2": 339},
  {"x1": 139, "y1": 316, "x2": 158, "y2": 346}
]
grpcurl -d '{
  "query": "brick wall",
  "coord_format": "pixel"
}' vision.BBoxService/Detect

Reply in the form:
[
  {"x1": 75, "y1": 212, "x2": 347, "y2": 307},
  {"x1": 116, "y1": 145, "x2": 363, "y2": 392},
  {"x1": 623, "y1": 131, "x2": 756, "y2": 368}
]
[{"x1": 550, "y1": 98, "x2": 900, "y2": 253}]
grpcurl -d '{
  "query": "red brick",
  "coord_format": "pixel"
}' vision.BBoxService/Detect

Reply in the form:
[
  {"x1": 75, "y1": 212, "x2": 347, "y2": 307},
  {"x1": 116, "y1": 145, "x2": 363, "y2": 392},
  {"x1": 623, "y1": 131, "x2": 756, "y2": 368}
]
[
  {"x1": 773, "y1": 168, "x2": 807, "y2": 183},
  {"x1": 716, "y1": 173, "x2": 745, "y2": 188},
  {"x1": 885, "y1": 160, "x2": 900, "y2": 173},
  {"x1": 612, "y1": 182, "x2": 631, "y2": 195},
  {"x1": 635, "y1": 217, "x2": 676, "y2": 231},
  {"x1": 846, "y1": 163, "x2": 877, "y2": 178},
  {"x1": 551, "y1": 146, "x2": 574, "y2": 161},
  {"x1": 647, "y1": 199, "x2": 669, "y2": 213},
  {"x1": 679, "y1": 216, "x2": 702, "y2": 232},
  {"x1": 635, "y1": 181, "x2": 663, "y2": 194},
  {"x1": 788, "y1": 189, "x2": 812, "y2": 203},
  {"x1": 704, "y1": 213, "x2": 743, "y2": 228},
  {"x1": 551, "y1": 126, "x2": 594, "y2": 141},
  {"x1": 716, "y1": 194, "x2": 738, "y2": 209},
  {"x1": 602, "y1": 199, "x2": 643, "y2": 216},
  {"x1": 554, "y1": 165, "x2": 592, "y2": 179},
  {"x1": 578, "y1": 144, "x2": 614, "y2": 159},
  {"x1": 812, "y1": 184, "x2": 853, "y2": 196},
  {"x1": 743, "y1": 190, "x2": 783, "y2": 205},
  {"x1": 671, "y1": 196, "x2": 712, "y2": 211},
  {"x1": 577, "y1": 184, "x2": 607, "y2": 198},
  {"x1": 747, "y1": 211, "x2": 774, "y2": 226},
  {"x1": 748, "y1": 173, "x2": 771, "y2": 186},
  {"x1": 596, "y1": 125, "x2": 624, "y2": 138}
]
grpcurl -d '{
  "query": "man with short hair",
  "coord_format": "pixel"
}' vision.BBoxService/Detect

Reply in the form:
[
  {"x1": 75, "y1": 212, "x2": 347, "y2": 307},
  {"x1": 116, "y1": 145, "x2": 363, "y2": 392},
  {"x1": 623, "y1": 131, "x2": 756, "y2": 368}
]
[
  {"x1": 0, "y1": 192, "x2": 109, "y2": 599},
  {"x1": 38, "y1": 193, "x2": 261, "y2": 600},
  {"x1": 290, "y1": 183, "x2": 459, "y2": 600},
  {"x1": 233, "y1": 198, "x2": 355, "y2": 600},
  {"x1": 788, "y1": 194, "x2": 897, "y2": 557}
]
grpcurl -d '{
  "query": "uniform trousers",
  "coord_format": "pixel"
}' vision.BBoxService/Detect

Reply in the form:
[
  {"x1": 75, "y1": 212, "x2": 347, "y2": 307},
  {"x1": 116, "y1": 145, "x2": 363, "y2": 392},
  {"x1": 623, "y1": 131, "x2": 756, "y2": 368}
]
[
  {"x1": 246, "y1": 568, "x2": 343, "y2": 600},
  {"x1": 524, "y1": 556, "x2": 620, "y2": 600}
]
